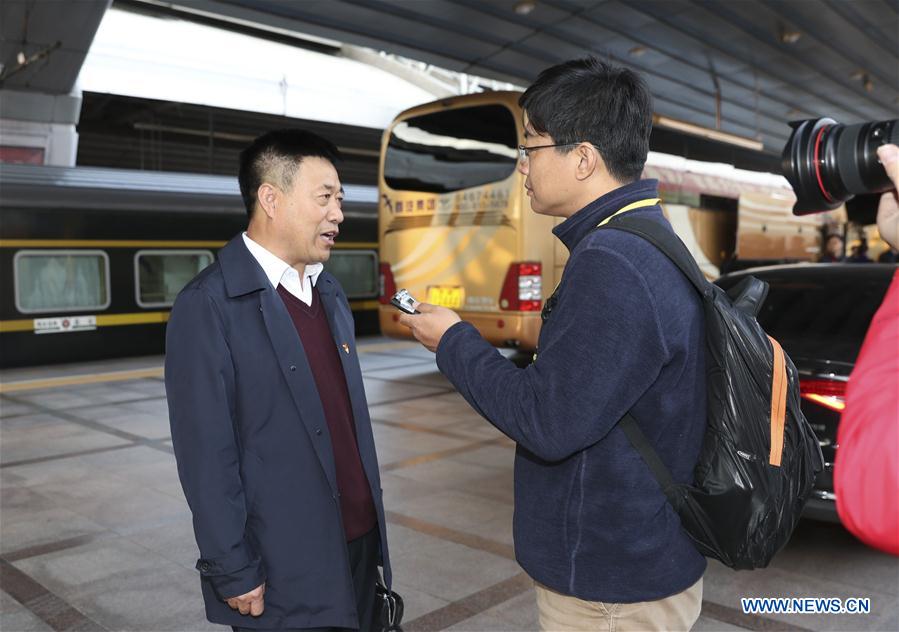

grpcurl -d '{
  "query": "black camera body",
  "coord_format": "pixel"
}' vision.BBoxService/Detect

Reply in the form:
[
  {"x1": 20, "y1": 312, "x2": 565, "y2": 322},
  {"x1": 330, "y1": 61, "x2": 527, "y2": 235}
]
[{"x1": 782, "y1": 118, "x2": 898, "y2": 215}]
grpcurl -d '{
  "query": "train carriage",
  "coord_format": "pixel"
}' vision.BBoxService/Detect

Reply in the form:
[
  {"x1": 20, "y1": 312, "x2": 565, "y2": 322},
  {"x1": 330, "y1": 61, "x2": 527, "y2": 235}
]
[{"x1": 0, "y1": 164, "x2": 378, "y2": 368}]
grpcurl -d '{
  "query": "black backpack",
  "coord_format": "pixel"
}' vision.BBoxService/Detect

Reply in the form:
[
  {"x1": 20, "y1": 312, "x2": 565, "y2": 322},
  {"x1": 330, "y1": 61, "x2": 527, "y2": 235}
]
[{"x1": 602, "y1": 215, "x2": 824, "y2": 570}]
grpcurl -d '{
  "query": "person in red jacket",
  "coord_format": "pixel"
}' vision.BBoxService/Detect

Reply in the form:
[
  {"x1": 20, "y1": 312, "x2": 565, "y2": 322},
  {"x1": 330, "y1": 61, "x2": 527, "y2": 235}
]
[{"x1": 834, "y1": 143, "x2": 899, "y2": 556}]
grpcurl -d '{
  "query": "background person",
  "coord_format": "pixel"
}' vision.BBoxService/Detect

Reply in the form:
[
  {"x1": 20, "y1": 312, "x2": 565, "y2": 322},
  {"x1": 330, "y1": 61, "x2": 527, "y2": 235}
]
[
  {"x1": 877, "y1": 246, "x2": 898, "y2": 263},
  {"x1": 847, "y1": 238, "x2": 873, "y2": 263},
  {"x1": 834, "y1": 143, "x2": 899, "y2": 556},
  {"x1": 819, "y1": 233, "x2": 844, "y2": 262}
]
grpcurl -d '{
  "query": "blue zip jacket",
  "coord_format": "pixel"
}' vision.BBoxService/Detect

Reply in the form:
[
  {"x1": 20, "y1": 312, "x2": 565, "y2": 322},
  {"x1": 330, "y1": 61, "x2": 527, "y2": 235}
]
[{"x1": 436, "y1": 179, "x2": 707, "y2": 602}]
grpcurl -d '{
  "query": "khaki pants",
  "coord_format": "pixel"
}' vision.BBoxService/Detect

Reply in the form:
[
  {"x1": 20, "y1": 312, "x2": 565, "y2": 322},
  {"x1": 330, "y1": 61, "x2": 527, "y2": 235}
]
[{"x1": 535, "y1": 577, "x2": 703, "y2": 632}]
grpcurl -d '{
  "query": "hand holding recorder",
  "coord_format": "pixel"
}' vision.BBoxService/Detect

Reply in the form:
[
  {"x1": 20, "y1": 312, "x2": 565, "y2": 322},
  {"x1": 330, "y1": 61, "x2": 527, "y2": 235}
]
[{"x1": 392, "y1": 289, "x2": 461, "y2": 353}]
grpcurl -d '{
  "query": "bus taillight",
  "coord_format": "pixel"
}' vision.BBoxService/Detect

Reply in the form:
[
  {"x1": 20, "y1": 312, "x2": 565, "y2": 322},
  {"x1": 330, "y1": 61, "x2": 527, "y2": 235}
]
[
  {"x1": 500, "y1": 262, "x2": 542, "y2": 311},
  {"x1": 379, "y1": 263, "x2": 396, "y2": 304},
  {"x1": 800, "y1": 378, "x2": 847, "y2": 412}
]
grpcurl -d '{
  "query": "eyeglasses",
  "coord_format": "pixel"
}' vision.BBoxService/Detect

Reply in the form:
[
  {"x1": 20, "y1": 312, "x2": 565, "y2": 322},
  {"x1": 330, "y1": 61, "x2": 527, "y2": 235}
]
[{"x1": 517, "y1": 142, "x2": 583, "y2": 162}]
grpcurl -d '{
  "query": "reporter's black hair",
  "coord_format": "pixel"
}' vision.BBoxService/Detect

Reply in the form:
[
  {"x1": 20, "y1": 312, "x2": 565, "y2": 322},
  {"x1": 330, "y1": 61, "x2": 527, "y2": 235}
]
[{"x1": 519, "y1": 57, "x2": 652, "y2": 183}]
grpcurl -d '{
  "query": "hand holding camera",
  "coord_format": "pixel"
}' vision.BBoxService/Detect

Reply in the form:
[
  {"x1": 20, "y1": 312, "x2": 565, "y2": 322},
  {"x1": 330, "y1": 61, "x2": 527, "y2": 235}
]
[
  {"x1": 782, "y1": 117, "x2": 898, "y2": 214},
  {"x1": 875, "y1": 144, "x2": 899, "y2": 250}
]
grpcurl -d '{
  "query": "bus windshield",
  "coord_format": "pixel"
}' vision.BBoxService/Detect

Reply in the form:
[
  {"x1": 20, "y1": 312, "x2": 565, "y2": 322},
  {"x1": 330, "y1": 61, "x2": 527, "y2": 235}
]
[{"x1": 383, "y1": 104, "x2": 518, "y2": 194}]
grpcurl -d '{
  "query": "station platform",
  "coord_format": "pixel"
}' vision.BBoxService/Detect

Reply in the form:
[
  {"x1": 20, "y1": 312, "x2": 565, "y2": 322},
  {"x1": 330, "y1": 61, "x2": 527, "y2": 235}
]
[{"x1": 1, "y1": 338, "x2": 896, "y2": 631}]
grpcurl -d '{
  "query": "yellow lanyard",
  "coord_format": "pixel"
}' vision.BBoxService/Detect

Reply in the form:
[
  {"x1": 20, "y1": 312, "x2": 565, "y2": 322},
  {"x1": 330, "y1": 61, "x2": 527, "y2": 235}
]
[
  {"x1": 533, "y1": 198, "x2": 660, "y2": 363},
  {"x1": 596, "y1": 197, "x2": 661, "y2": 228}
]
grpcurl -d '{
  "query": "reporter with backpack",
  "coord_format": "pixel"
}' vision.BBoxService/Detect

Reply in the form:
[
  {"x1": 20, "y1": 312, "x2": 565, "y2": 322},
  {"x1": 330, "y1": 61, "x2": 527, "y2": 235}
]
[
  {"x1": 400, "y1": 58, "x2": 708, "y2": 631},
  {"x1": 401, "y1": 56, "x2": 827, "y2": 631}
]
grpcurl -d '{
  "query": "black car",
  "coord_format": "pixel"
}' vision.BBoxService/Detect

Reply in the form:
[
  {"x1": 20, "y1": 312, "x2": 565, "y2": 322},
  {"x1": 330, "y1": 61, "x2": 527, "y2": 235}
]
[{"x1": 715, "y1": 263, "x2": 896, "y2": 523}]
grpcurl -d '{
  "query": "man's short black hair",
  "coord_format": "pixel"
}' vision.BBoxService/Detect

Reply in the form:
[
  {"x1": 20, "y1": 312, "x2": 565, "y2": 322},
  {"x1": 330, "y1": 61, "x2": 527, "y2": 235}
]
[
  {"x1": 238, "y1": 129, "x2": 341, "y2": 218},
  {"x1": 519, "y1": 57, "x2": 653, "y2": 183}
]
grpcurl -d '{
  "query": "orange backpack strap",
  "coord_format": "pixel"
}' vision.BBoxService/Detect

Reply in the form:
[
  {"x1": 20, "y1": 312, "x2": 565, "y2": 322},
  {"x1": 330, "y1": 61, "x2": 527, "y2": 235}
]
[{"x1": 767, "y1": 336, "x2": 788, "y2": 466}]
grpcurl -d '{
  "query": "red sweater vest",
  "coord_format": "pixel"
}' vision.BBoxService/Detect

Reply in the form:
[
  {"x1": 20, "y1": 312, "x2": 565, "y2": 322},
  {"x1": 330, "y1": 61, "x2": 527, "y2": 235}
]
[{"x1": 277, "y1": 284, "x2": 377, "y2": 541}]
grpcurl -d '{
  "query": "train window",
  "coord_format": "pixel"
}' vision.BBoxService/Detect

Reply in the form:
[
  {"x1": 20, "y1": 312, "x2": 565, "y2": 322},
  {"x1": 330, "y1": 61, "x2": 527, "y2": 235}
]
[
  {"x1": 323, "y1": 251, "x2": 378, "y2": 299},
  {"x1": 135, "y1": 250, "x2": 214, "y2": 308},
  {"x1": 384, "y1": 104, "x2": 519, "y2": 194},
  {"x1": 14, "y1": 250, "x2": 111, "y2": 314}
]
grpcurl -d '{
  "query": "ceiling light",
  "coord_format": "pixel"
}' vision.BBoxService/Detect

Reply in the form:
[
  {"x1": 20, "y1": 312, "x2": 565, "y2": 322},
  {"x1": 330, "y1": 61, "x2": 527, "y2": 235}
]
[
  {"x1": 851, "y1": 70, "x2": 874, "y2": 92},
  {"x1": 653, "y1": 115, "x2": 765, "y2": 151},
  {"x1": 514, "y1": 1, "x2": 536, "y2": 16},
  {"x1": 779, "y1": 29, "x2": 801, "y2": 44}
]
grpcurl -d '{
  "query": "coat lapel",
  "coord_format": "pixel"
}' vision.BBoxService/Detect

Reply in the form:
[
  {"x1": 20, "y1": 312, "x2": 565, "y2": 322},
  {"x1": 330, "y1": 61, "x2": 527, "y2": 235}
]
[
  {"x1": 257, "y1": 287, "x2": 341, "y2": 495},
  {"x1": 318, "y1": 275, "x2": 383, "y2": 493},
  {"x1": 215, "y1": 234, "x2": 342, "y2": 497}
]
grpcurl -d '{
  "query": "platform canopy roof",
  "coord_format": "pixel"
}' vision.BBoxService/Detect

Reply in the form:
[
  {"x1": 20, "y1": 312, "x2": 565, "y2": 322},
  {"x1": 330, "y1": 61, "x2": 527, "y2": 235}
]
[
  {"x1": 2, "y1": 0, "x2": 897, "y2": 155},
  {"x1": 137, "y1": 0, "x2": 899, "y2": 153}
]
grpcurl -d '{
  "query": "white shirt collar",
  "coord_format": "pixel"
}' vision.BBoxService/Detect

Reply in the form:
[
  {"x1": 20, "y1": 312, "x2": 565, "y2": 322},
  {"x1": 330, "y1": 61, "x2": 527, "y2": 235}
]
[{"x1": 242, "y1": 233, "x2": 323, "y2": 305}]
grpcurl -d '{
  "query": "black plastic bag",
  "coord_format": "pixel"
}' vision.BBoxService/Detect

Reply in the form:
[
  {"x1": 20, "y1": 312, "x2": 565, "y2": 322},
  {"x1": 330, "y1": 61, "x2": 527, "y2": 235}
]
[{"x1": 607, "y1": 216, "x2": 823, "y2": 570}]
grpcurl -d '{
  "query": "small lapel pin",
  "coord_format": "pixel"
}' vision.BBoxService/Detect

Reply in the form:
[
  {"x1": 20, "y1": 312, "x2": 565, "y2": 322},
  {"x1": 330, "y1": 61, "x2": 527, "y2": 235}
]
[{"x1": 342, "y1": 343, "x2": 350, "y2": 354}]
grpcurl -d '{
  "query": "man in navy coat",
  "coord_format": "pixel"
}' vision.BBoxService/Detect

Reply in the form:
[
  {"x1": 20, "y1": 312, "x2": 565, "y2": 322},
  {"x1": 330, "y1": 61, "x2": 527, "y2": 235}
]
[{"x1": 165, "y1": 129, "x2": 391, "y2": 631}]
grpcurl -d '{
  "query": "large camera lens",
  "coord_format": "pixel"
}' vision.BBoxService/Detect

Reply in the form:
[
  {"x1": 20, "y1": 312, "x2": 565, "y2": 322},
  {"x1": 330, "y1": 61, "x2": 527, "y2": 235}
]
[{"x1": 782, "y1": 118, "x2": 898, "y2": 215}]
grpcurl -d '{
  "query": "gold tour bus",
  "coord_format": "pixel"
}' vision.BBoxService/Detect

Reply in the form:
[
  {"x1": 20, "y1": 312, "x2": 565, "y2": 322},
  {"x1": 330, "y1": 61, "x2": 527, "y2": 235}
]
[{"x1": 377, "y1": 91, "x2": 838, "y2": 351}]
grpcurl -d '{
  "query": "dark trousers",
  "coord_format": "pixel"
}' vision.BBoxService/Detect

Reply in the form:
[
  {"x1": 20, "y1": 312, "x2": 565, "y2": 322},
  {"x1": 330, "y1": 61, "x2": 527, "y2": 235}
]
[{"x1": 233, "y1": 527, "x2": 379, "y2": 632}]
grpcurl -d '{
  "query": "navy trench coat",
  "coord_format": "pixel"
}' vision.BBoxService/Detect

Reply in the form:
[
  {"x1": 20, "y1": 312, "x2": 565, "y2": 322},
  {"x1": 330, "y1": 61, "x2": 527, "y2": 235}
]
[{"x1": 165, "y1": 235, "x2": 391, "y2": 629}]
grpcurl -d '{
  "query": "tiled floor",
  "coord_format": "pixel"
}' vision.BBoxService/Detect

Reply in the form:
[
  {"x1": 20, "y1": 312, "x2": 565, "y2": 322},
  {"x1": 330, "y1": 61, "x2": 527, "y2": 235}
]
[{"x1": 1, "y1": 338, "x2": 897, "y2": 631}]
